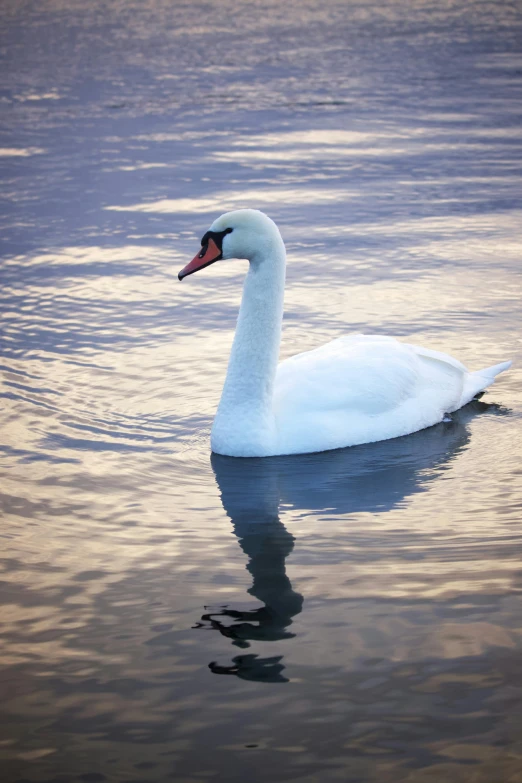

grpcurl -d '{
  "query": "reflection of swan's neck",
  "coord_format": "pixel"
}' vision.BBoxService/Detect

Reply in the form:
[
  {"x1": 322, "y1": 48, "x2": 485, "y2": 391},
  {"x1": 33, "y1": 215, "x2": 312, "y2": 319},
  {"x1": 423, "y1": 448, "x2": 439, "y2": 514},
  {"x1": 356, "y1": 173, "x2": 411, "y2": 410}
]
[
  {"x1": 210, "y1": 453, "x2": 304, "y2": 639},
  {"x1": 236, "y1": 515, "x2": 302, "y2": 621},
  {"x1": 211, "y1": 241, "x2": 286, "y2": 457}
]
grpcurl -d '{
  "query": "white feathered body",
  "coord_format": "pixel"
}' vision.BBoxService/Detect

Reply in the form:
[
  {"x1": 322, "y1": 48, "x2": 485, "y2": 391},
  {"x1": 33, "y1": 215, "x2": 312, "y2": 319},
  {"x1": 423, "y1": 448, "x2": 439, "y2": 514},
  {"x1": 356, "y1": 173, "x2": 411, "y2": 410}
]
[
  {"x1": 273, "y1": 334, "x2": 510, "y2": 455},
  {"x1": 183, "y1": 209, "x2": 511, "y2": 459}
]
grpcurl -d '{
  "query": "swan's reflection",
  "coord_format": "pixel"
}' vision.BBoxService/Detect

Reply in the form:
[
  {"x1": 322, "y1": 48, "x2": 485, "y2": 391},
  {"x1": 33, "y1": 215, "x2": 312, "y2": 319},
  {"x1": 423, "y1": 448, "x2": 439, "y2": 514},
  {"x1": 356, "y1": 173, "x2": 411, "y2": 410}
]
[
  {"x1": 201, "y1": 401, "x2": 497, "y2": 683},
  {"x1": 201, "y1": 454, "x2": 303, "y2": 682}
]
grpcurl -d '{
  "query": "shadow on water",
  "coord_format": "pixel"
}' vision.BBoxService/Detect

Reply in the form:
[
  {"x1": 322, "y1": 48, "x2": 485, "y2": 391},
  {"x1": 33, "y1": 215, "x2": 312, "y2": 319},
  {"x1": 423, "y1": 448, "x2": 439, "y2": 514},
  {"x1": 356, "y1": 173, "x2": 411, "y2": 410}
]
[{"x1": 198, "y1": 399, "x2": 499, "y2": 683}]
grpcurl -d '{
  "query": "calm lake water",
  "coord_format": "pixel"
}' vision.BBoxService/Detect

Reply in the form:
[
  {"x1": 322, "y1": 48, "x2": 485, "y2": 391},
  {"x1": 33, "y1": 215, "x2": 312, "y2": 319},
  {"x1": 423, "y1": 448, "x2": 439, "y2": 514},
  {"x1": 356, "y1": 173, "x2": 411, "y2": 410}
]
[{"x1": 1, "y1": 1, "x2": 522, "y2": 781}]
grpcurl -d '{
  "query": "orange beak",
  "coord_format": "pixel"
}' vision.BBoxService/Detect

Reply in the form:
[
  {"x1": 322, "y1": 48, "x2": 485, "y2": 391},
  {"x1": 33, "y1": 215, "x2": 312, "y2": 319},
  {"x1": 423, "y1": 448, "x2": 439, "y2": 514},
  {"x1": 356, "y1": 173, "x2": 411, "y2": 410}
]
[{"x1": 178, "y1": 237, "x2": 222, "y2": 281}]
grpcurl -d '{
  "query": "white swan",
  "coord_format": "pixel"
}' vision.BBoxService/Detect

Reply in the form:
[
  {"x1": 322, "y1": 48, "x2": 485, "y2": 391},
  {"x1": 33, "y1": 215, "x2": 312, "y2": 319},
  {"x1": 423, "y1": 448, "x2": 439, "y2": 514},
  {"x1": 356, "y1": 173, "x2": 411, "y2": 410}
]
[{"x1": 179, "y1": 209, "x2": 511, "y2": 458}]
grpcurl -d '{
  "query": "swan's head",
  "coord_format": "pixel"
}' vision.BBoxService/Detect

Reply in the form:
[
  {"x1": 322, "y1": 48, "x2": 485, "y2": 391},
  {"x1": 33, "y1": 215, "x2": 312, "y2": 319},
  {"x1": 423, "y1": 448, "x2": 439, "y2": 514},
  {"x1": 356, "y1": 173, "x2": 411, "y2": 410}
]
[{"x1": 178, "y1": 209, "x2": 283, "y2": 281}]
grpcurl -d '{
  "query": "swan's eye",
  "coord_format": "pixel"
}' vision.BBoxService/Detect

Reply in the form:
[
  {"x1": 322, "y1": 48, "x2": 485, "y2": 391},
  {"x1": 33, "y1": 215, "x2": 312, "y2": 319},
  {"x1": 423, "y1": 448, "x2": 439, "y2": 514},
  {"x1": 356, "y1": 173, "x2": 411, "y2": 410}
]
[{"x1": 197, "y1": 227, "x2": 233, "y2": 258}]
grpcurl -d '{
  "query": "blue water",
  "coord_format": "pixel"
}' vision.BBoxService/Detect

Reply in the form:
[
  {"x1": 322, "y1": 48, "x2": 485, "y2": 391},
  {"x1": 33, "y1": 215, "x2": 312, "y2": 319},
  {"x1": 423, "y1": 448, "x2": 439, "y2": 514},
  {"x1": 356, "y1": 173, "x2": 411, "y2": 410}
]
[{"x1": 1, "y1": 1, "x2": 522, "y2": 781}]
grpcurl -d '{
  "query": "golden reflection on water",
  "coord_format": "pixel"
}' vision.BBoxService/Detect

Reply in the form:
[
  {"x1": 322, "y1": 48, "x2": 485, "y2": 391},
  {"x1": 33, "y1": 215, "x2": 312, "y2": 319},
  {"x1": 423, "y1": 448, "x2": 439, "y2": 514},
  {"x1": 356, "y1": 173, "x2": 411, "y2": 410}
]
[
  {"x1": 105, "y1": 188, "x2": 354, "y2": 214},
  {"x1": 0, "y1": 147, "x2": 45, "y2": 157}
]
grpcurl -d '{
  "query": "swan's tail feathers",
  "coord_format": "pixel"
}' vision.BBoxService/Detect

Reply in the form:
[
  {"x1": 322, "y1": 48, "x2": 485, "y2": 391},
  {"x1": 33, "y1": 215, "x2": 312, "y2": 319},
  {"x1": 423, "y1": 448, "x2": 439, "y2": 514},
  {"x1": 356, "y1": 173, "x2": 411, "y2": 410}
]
[
  {"x1": 477, "y1": 360, "x2": 512, "y2": 380},
  {"x1": 459, "y1": 359, "x2": 512, "y2": 408}
]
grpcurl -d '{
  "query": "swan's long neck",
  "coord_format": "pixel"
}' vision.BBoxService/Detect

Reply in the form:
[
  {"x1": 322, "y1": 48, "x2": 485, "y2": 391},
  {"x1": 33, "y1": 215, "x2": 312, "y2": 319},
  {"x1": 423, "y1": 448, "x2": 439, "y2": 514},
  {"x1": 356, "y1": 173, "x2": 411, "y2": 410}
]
[{"x1": 211, "y1": 238, "x2": 286, "y2": 457}]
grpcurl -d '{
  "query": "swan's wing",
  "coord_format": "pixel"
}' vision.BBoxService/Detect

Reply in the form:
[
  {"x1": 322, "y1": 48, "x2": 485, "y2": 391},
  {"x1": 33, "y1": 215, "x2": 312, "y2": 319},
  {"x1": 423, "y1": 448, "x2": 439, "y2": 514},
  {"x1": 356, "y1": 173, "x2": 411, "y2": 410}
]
[
  {"x1": 271, "y1": 334, "x2": 502, "y2": 455},
  {"x1": 405, "y1": 343, "x2": 468, "y2": 374},
  {"x1": 274, "y1": 334, "x2": 466, "y2": 420},
  {"x1": 277, "y1": 336, "x2": 412, "y2": 413}
]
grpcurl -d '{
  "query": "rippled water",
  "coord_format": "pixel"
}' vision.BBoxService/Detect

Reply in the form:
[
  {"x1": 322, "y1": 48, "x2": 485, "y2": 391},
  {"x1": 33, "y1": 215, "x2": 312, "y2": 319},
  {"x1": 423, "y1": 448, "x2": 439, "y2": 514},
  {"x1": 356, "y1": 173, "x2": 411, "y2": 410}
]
[{"x1": 1, "y1": 1, "x2": 522, "y2": 781}]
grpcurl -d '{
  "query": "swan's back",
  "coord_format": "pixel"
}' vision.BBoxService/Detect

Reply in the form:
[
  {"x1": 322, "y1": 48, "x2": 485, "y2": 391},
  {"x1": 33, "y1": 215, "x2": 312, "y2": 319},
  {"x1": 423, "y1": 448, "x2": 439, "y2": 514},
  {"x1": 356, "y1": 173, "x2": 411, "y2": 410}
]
[
  {"x1": 273, "y1": 335, "x2": 471, "y2": 455},
  {"x1": 276, "y1": 335, "x2": 419, "y2": 413}
]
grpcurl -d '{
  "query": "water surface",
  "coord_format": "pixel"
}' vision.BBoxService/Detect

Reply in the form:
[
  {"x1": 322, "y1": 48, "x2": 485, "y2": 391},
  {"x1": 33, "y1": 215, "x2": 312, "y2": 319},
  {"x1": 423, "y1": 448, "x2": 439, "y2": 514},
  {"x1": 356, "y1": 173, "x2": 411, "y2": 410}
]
[{"x1": 1, "y1": 1, "x2": 522, "y2": 781}]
